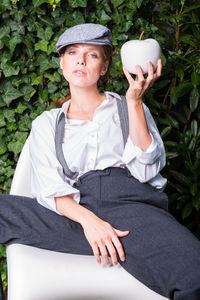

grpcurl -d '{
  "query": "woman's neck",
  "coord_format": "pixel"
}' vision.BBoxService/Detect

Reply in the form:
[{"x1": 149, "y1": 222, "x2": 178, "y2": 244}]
[{"x1": 69, "y1": 85, "x2": 105, "y2": 113}]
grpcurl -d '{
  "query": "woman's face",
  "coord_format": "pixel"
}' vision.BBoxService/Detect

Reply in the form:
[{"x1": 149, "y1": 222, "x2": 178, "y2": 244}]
[{"x1": 60, "y1": 44, "x2": 109, "y2": 89}]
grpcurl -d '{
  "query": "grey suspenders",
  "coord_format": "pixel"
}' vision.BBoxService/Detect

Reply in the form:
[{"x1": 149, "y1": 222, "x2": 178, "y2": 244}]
[{"x1": 55, "y1": 92, "x2": 129, "y2": 179}]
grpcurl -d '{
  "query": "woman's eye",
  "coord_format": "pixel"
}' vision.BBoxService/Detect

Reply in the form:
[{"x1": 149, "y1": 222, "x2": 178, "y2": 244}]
[
  {"x1": 68, "y1": 51, "x2": 76, "y2": 55},
  {"x1": 89, "y1": 53, "x2": 98, "y2": 58}
]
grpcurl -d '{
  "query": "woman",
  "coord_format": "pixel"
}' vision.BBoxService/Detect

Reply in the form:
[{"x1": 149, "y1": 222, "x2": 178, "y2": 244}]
[{"x1": 1, "y1": 23, "x2": 200, "y2": 299}]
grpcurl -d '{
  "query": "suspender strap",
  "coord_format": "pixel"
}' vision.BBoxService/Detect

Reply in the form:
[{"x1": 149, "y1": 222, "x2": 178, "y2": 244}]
[
  {"x1": 105, "y1": 91, "x2": 129, "y2": 146},
  {"x1": 115, "y1": 95, "x2": 129, "y2": 146},
  {"x1": 55, "y1": 111, "x2": 78, "y2": 179},
  {"x1": 55, "y1": 92, "x2": 129, "y2": 179}
]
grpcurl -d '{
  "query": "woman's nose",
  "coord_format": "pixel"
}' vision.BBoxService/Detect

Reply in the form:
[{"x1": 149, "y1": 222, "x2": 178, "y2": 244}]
[{"x1": 77, "y1": 54, "x2": 85, "y2": 65}]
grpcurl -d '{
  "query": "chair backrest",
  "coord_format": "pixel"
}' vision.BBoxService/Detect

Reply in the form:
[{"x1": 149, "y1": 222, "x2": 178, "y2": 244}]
[{"x1": 10, "y1": 137, "x2": 32, "y2": 198}]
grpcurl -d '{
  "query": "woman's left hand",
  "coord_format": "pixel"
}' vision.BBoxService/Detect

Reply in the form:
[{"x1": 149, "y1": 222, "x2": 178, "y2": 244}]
[{"x1": 123, "y1": 59, "x2": 162, "y2": 102}]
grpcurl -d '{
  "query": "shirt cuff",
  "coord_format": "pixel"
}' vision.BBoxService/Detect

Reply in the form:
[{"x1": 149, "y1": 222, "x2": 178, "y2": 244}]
[
  {"x1": 36, "y1": 185, "x2": 80, "y2": 214},
  {"x1": 122, "y1": 134, "x2": 161, "y2": 165},
  {"x1": 148, "y1": 174, "x2": 167, "y2": 191}
]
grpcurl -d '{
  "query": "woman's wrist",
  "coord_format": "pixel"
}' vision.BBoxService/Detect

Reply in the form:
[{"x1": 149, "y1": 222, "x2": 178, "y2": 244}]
[
  {"x1": 79, "y1": 210, "x2": 97, "y2": 227},
  {"x1": 126, "y1": 96, "x2": 143, "y2": 105}
]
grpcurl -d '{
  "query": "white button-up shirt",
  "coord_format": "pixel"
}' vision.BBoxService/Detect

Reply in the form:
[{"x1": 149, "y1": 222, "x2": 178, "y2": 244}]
[{"x1": 29, "y1": 92, "x2": 167, "y2": 213}]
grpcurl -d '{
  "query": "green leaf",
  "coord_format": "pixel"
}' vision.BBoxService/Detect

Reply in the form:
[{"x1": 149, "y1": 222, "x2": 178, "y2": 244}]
[
  {"x1": 6, "y1": 121, "x2": 17, "y2": 132},
  {"x1": 99, "y1": 10, "x2": 112, "y2": 22},
  {"x1": 44, "y1": 27, "x2": 53, "y2": 41},
  {"x1": 136, "y1": 0, "x2": 143, "y2": 8},
  {"x1": 170, "y1": 170, "x2": 191, "y2": 186},
  {"x1": 47, "y1": 81, "x2": 58, "y2": 93},
  {"x1": 44, "y1": 72, "x2": 61, "y2": 82},
  {"x1": 2, "y1": 83, "x2": 23, "y2": 106},
  {"x1": 191, "y1": 71, "x2": 199, "y2": 88},
  {"x1": 35, "y1": 40, "x2": 49, "y2": 52},
  {"x1": 183, "y1": 4, "x2": 200, "y2": 13},
  {"x1": 15, "y1": 102, "x2": 27, "y2": 114},
  {"x1": 68, "y1": 0, "x2": 87, "y2": 8},
  {"x1": 21, "y1": 85, "x2": 36, "y2": 102},
  {"x1": 0, "y1": 115, "x2": 6, "y2": 128},
  {"x1": 18, "y1": 115, "x2": 32, "y2": 131},
  {"x1": 173, "y1": 81, "x2": 193, "y2": 102},
  {"x1": 39, "y1": 89, "x2": 48, "y2": 101},
  {"x1": 176, "y1": 66, "x2": 184, "y2": 81},
  {"x1": 23, "y1": 34, "x2": 35, "y2": 57},
  {"x1": 1, "y1": 61, "x2": 20, "y2": 77},
  {"x1": 0, "y1": 245, "x2": 6, "y2": 258},
  {"x1": 7, "y1": 140, "x2": 23, "y2": 156},
  {"x1": 191, "y1": 120, "x2": 198, "y2": 136},
  {"x1": 37, "y1": 27, "x2": 53, "y2": 41},
  {"x1": 50, "y1": 57, "x2": 60, "y2": 69},
  {"x1": 0, "y1": 25, "x2": 10, "y2": 39},
  {"x1": 190, "y1": 88, "x2": 199, "y2": 112},
  {"x1": 190, "y1": 183, "x2": 197, "y2": 197},
  {"x1": 0, "y1": 97, "x2": 6, "y2": 108},
  {"x1": 111, "y1": 0, "x2": 125, "y2": 8},
  {"x1": 179, "y1": 34, "x2": 196, "y2": 47},
  {"x1": 3, "y1": 109, "x2": 15, "y2": 122},
  {"x1": 32, "y1": 0, "x2": 49, "y2": 7},
  {"x1": 8, "y1": 33, "x2": 22, "y2": 53},
  {"x1": 161, "y1": 126, "x2": 172, "y2": 138},
  {"x1": 163, "y1": 113, "x2": 179, "y2": 129},
  {"x1": 8, "y1": 132, "x2": 28, "y2": 156},
  {"x1": 31, "y1": 75, "x2": 43, "y2": 85},
  {"x1": 182, "y1": 202, "x2": 193, "y2": 220},
  {"x1": 166, "y1": 152, "x2": 179, "y2": 160},
  {"x1": 0, "y1": 139, "x2": 7, "y2": 155}
]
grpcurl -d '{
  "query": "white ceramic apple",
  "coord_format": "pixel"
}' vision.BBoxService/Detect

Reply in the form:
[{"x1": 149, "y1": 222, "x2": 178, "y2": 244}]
[{"x1": 120, "y1": 38, "x2": 161, "y2": 74}]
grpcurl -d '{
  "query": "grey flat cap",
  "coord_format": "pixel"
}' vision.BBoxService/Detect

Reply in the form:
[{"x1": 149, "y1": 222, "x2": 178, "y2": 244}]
[{"x1": 56, "y1": 23, "x2": 112, "y2": 54}]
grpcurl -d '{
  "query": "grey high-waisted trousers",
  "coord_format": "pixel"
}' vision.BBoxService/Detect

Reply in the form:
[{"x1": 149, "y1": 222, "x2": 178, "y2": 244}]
[{"x1": 0, "y1": 167, "x2": 200, "y2": 299}]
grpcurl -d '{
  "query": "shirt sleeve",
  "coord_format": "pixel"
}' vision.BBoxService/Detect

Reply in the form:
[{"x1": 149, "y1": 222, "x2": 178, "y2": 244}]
[
  {"x1": 29, "y1": 110, "x2": 80, "y2": 214},
  {"x1": 122, "y1": 103, "x2": 167, "y2": 189}
]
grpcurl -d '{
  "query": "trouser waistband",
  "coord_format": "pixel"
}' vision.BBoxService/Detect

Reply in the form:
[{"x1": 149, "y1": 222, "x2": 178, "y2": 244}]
[{"x1": 75, "y1": 167, "x2": 132, "y2": 185}]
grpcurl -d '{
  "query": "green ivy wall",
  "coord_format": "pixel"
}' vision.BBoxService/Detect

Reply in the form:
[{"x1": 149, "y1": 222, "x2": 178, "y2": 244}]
[{"x1": 0, "y1": 0, "x2": 200, "y2": 291}]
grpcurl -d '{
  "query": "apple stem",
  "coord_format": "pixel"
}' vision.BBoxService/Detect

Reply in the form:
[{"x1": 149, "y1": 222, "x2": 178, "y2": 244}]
[{"x1": 139, "y1": 31, "x2": 144, "y2": 40}]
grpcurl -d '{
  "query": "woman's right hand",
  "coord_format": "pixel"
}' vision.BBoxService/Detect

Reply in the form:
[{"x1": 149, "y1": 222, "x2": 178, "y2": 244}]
[
  {"x1": 55, "y1": 195, "x2": 129, "y2": 266},
  {"x1": 80, "y1": 211, "x2": 129, "y2": 266}
]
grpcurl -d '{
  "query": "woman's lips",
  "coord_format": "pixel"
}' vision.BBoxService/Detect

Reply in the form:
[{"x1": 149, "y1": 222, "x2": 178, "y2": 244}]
[{"x1": 73, "y1": 69, "x2": 87, "y2": 76}]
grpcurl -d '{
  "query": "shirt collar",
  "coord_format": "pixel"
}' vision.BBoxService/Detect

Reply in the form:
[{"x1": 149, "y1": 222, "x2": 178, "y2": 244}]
[{"x1": 59, "y1": 91, "x2": 119, "y2": 123}]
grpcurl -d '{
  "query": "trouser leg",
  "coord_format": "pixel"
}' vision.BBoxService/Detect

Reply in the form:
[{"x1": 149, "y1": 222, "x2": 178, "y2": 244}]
[
  {"x1": 117, "y1": 204, "x2": 200, "y2": 300},
  {"x1": 1, "y1": 168, "x2": 200, "y2": 300},
  {"x1": 89, "y1": 168, "x2": 200, "y2": 300},
  {"x1": 0, "y1": 194, "x2": 92, "y2": 254}
]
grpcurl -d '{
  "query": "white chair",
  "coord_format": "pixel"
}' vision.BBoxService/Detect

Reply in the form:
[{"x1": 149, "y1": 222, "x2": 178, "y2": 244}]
[{"x1": 7, "y1": 138, "x2": 168, "y2": 300}]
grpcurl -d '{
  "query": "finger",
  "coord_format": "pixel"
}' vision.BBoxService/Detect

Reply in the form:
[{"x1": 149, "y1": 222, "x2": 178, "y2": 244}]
[
  {"x1": 135, "y1": 65, "x2": 144, "y2": 81},
  {"x1": 112, "y1": 236, "x2": 126, "y2": 262},
  {"x1": 123, "y1": 66, "x2": 135, "y2": 85},
  {"x1": 155, "y1": 58, "x2": 162, "y2": 78},
  {"x1": 99, "y1": 243, "x2": 110, "y2": 266},
  {"x1": 91, "y1": 243, "x2": 101, "y2": 264},
  {"x1": 147, "y1": 61, "x2": 154, "y2": 80},
  {"x1": 115, "y1": 229, "x2": 130, "y2": 237},
  {"x1": 105, "y1": 242, "x2": 118, "y2": 266}
]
